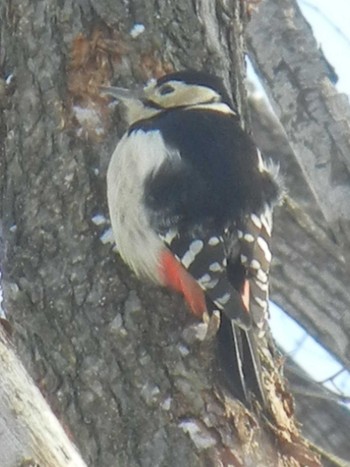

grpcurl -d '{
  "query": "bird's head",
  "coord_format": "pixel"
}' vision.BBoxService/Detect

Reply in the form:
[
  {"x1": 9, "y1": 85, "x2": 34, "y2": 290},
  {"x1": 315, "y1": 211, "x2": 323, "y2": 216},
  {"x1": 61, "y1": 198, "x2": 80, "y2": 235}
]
[{"x1": 101, "y1": 70, "x2": 236, "y2": 125}]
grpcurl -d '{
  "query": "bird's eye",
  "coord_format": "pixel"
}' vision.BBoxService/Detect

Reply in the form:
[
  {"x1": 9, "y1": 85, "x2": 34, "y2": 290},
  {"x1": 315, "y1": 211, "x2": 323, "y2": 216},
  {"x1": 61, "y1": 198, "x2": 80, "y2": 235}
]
[{"x1": 159, "y1": 84, "x2": 175, "y2": 95}]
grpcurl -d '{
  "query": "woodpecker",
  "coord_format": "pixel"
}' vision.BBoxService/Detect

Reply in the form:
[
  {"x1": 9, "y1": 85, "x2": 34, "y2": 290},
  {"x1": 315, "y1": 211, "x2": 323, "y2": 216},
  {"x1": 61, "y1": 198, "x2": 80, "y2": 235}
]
[{"x1": 103, "y1": 70, "x2": 281, "y2": 405}]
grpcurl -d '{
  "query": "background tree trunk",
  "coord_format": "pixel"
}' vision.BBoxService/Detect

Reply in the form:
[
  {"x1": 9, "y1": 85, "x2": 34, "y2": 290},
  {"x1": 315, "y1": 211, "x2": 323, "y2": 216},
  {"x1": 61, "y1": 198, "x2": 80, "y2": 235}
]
[
  {"x1": 247, "y1": 0, "x2": 350, "y2": 374},
  {"x1": 246, "y1": 0, "x2": 350, "y2": 461},
  {"x1": 0, "y1": 327, "x2": 87, "y2": 466}
]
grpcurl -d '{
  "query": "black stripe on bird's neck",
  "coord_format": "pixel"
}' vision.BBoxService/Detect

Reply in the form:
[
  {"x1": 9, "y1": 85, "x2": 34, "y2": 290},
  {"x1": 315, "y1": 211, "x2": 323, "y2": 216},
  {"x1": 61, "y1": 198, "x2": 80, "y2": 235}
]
[{"x1": 128, "y1": 104, "x2": 238, "y2": 135}]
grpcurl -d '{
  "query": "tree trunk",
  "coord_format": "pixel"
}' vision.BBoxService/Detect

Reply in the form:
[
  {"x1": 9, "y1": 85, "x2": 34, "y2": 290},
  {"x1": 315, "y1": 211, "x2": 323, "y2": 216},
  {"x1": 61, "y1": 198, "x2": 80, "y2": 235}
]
[
  {"x1": 0, "y1": 1, "x2": 322, "y2": 465},
  {"x1": 0, "y1": 327, "x2": 87, "y2": 466}
]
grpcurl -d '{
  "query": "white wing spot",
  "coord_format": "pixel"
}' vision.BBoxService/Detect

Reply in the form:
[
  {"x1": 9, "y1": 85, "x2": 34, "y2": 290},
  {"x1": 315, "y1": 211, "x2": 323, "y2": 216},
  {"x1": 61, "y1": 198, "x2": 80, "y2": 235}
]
[
  {"x1": 244, "y1": 233, "x2": 255, "y2": 242},
  {"x1": 216, "y1": 293, "x2": 231, "y2": 305},
  {"x1": 205, "y1": 278, "x2": 219, "y2": 289},
  {"x1": 254, "y1": 280, "x2": 268, "y2": 291},
  {"x1": 197, "y1": 274, "x2": 219, "y2": 290},
  {"x1": 237, "y1": 230, "x2": 243, "y2": 239},
  {"x1": 181, "y1": 251, "x2": 195, "y2": 268},
  {"x1": 257, "y1": 236, "x2": 272, "y2": 263},
  {"x1": 209, "y1": 262, "x2": 223, "y2": 272},
  {"x1": 261, "y1": 207, "x2": 273, "y2": 236},
  {"x1": 208, "y1": 236, "x2": 220, "y2": 246},
  {"x1": 254, "y1": 296, "x2": 267, "y2": 310},
  {"x1": 198, "y1": 274, "x2": 211, "y2": 286},
  {"x1": 181, "y1": 240, "x2": 204, "y2": 268},
  {"x1": 191, "y1": 239, "x2": 204, "y2": 254},
  {"x1": 250, "y1": 259, "x2": 261, "y2": 269},
  {"x1": 257, "y1": 269, "x2": 268, "y2": 283},
  {"x1": 240, "y1": 254, "x2": 248, "y2": 264},
  {"x1": 161, "y1": 229, "x2": 178, "y2": 245},
  {"x1": 250, "y1": 213, "x2": 262, "y2": 229}
]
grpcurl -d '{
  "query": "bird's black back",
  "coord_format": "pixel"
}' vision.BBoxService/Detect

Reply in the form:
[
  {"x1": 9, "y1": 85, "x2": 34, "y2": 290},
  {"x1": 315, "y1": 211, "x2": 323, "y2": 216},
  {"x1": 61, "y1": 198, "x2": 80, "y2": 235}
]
[{"x1": 130, "y1": 108, "x2": 278, "y2": 235}]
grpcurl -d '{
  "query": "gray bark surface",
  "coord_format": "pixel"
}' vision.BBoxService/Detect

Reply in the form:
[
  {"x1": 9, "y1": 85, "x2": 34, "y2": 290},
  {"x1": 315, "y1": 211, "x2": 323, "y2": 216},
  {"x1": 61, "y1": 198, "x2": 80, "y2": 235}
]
[
  {"x1": 0, "y1": 328, "x2": 87, "y2": 467},
  {"x1": 1, "y1": 1, "x2": 310, "y2": 466},
  {"x1": 247, "y1": 0, "x2": 350, "y2": 244},
  {"x1": 246, "y1": 0, "x2": 350, "y2": 461}
]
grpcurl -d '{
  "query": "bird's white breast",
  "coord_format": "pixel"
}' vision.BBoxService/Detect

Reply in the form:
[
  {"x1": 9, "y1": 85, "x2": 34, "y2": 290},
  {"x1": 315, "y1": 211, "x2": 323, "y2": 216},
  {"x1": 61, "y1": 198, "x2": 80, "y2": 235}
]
[{"x1": 107, "y1": 129, "x2": 177, "y2": 281}]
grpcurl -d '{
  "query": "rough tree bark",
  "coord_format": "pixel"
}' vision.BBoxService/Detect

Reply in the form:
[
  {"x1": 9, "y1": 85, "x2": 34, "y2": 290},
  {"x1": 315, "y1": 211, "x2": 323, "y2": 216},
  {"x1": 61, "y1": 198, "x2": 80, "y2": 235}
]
[
  {"x1": 0, "y1": 0, "x2": 329, "y2": 466},
  {"x1": 247, "y1": 0, "x2": 350, "y2": 241},
  {"x1": 0, "y1": 327, "x2": 87, "y2": 466}
]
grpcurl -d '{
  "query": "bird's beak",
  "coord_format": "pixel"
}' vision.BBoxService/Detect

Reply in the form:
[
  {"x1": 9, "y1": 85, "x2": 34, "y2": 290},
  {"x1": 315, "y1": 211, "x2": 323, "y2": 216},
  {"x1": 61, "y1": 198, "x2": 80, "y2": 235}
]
[
  {"x1": 100, "y1": 86, "x2": 143, "y2": 102},
  {"x1": 100, "y1": 83, "x2": 158, "y2": 125}
]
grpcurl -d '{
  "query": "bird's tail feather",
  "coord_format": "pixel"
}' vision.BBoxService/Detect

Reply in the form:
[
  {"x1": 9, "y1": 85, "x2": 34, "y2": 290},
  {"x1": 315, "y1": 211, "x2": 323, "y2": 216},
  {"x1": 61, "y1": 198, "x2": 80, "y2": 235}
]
[{"x1": 216, "y1": 313, "x2": 266, "y2": 406}]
